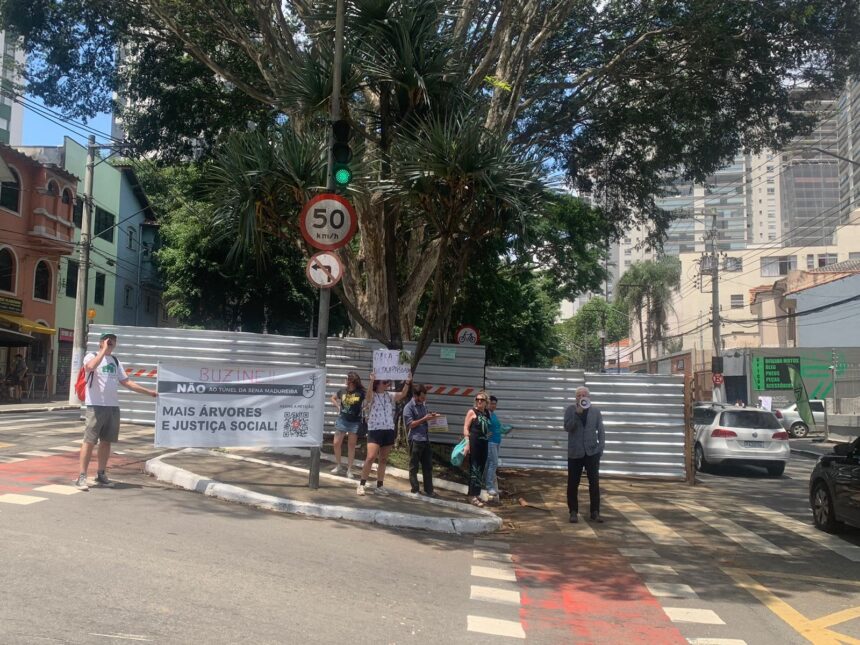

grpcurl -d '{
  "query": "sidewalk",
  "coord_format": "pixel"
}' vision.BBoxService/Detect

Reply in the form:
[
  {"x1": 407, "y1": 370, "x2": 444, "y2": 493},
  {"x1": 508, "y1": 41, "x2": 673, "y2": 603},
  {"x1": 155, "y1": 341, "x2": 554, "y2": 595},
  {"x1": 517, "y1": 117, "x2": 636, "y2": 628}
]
[
  {"x1": 0, "y1": 397, "x2": 78, "y2": 414},
  {"x1": 145, "y1": 448, "x2": 501, "y2": 535},
  {"x1": 791, "y1": 437, "x2": 841, "y2": 459}
]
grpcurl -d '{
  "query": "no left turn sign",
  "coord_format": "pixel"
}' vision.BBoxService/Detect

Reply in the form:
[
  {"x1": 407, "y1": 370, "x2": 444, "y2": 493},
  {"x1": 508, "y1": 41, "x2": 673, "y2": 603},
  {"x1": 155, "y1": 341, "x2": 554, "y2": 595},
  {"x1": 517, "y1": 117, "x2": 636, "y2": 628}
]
[
  {"x1": 306, "y1": 251, "x2": 344, "y2": 289},
  {"x1": 300, "y1": 193, "x2": 357, "y2": 251}
]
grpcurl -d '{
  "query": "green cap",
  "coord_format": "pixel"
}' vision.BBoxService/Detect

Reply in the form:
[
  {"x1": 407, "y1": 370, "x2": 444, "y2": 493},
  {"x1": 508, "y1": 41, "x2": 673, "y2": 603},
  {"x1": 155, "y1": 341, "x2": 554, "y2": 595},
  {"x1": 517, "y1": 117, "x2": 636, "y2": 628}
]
[{"x1": 99, "y1": 333, "x2": 117, "y2": 341}]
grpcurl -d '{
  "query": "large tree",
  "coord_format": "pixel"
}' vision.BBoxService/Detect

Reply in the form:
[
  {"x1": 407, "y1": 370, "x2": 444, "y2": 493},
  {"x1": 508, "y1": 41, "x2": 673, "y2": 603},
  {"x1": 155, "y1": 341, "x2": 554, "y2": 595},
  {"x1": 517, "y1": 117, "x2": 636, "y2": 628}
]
[
  {"x1": 6, "y1": 0, "x2": 860, "y2": 363},
  {"x1": 617, "y1": 258, "x2": 681, "y2": 363},
  {"x1": 556, "y1": 297, "x2": 629, "y2": 371}
]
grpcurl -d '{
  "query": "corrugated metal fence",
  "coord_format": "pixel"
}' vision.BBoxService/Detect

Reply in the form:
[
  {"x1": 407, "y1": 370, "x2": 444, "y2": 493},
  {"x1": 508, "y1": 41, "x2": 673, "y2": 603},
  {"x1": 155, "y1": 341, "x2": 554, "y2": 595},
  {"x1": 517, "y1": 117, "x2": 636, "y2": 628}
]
[
  {"x1": 486, "y1": 367, "x2": 686, "y2": 479},
  {"x1": 88, "y1": 325, "x2": 486, "y2": 430},
  {"x1": 89, "y1": 325, "x2": 686, "y2": 479}
]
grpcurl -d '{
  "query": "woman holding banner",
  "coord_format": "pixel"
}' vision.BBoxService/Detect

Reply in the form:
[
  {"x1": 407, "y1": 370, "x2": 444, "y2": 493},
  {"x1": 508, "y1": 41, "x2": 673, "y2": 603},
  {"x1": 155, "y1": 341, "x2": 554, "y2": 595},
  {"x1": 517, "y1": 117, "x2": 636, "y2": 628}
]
[
  {"x1": 330, "y1": 371, "x2": 365, "y2": 478},
  {"x1": 356, "y1": 371, "x2": 412, "y2": 496}
]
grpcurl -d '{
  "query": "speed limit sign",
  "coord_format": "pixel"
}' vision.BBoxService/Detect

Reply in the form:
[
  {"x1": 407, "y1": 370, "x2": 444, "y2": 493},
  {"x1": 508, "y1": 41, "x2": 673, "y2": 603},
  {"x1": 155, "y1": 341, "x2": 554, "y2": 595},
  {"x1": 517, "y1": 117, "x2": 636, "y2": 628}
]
[{"x1": 299, "y1": 193, "x2": 357, "y2": 251}]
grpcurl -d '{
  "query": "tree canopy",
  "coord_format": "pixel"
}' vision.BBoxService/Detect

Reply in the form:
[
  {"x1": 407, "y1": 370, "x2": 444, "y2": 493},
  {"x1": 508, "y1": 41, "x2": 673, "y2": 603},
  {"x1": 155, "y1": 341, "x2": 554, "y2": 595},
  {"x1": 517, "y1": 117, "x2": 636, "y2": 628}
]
[
  {"x1": 556, "y1": 297, "x2": 628, "y2": 371},
  {"x1": 6, "y1": 0, "x2": 859, "y2": 363}
]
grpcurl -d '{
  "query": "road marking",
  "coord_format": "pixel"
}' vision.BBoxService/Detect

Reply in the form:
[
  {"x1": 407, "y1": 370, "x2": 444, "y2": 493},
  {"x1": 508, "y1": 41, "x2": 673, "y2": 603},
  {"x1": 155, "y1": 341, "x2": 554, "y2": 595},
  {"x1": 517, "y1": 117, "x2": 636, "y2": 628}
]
[
  {"x1": 747, "y1": 503, "x2": 860, "y2": 562},
  {"x1": 34, "y1": 484, "x2": 82, "y2": 496},
  {"x1": 631, "y1": 563, "x2": 678, "y2": 576},
  {"x1": 470, "y1": 585, "x2": 521, "y2": 606},
  {"x1": 0, "y1": 493, "x2": 48, "y2": 505},
  {"x1": 90, "y1": 634, "x2": 153, "y2": 642},
  {"x1": 721, "y1": 567, "x2": 854, "y2": 645},
  {"x1": 687, "y1": 639, "x2": 748, "y2": 645},
  {"x1": 606, "y1": 496, "x2": 690, "y2": 546},
  {"x1": 0, "y1": 456, "x2": 26, "y2": 463},
  {"x1": 473, "y1": 539, "x2": 511, "y2": 550},
  {"x1": 471, "y1": 565, "x2": 517, "y2": 582},
  {"x1": 645, "y1": 581, "x2": 698, "y2": 599},
  {"x1": 673, "y1": 501, "x2": 788, "y2": 556},
  {"x1": 0, "y1": 441, "x2": 14, "y2": 449},
  {"x1": 467, "y1": 615, "x2": 525, "y2": 639},
  {"x1": 18, "y1": 450, "x2": 54, "y2": 457},
  {"x1": 663, "y1": 607, "x2": 725, "y2": 625},
  {"x1": 809, "y1": 606, "x2": 860, "y2": 629},
  {"x1": 49, "y1": 445, "x2": 80, "y2": 452},
  {"x1": 473, "y1": 549, "x2": 514, "y2": 563},
  {"x1": 619, "y1": 547, "x2": 659, "y2": 558}
]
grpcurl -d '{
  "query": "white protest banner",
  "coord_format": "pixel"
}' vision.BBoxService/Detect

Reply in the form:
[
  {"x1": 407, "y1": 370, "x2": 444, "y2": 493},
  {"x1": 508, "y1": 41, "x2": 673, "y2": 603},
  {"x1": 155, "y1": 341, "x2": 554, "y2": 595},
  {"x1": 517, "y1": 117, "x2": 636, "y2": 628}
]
[
  {"x1": 758, "y1": 396, "x2": 773, "y2": 411},
  {"x1": 155, "y1": 363, "x2": 326, "y2": 448},
  {"x1": 427, "y1": 415, "x2": 449, "y2": 433},
  {"x1": 372, "y1": 349, "x2": 412, "y2": 381}
]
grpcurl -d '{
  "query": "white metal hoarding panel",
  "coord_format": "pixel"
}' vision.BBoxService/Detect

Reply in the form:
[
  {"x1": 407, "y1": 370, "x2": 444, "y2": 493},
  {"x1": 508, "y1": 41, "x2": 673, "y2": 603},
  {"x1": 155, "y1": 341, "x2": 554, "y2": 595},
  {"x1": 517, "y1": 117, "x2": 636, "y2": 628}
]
[{"x1": 155, "y1": 363, "x2": 325, "y2": 448}]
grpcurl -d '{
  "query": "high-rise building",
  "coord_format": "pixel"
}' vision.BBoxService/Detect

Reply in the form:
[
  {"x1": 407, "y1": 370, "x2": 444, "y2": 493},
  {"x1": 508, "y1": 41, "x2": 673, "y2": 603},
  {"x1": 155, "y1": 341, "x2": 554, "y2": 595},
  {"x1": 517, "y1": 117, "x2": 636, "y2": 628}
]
[
  {"x1": 837, "y1": 80, "x2": 860, "y2": 223},
  {"x1": 0, "y1": 31, "x2": 24, "y2": 145}
]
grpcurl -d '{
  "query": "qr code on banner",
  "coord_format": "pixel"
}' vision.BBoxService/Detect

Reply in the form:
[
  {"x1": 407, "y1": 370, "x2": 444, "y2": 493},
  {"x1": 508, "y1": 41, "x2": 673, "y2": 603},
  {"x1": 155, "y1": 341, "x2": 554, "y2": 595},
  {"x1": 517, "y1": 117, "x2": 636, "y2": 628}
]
[{"x1": 283, "y1": 411, "x2": 309, "y2": 438}]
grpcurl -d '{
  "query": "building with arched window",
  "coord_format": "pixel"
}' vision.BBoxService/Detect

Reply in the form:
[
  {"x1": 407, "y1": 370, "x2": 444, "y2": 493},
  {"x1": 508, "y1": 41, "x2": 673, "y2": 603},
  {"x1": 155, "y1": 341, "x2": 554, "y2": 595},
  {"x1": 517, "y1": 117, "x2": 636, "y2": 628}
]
[{"x1": 0, "y1": 144, "x2": 77, "y2": 397}]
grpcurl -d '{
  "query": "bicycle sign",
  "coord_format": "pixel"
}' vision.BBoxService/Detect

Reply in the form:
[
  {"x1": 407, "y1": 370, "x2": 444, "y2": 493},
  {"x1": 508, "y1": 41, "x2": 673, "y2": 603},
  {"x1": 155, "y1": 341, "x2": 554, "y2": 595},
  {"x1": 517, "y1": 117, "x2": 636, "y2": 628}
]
[
  {"x1": 455, "y1": 325, "x2": 480, "y2": 345},
  {"x1": 299, "y1": 193, "x2": 357, "y2": 251}
]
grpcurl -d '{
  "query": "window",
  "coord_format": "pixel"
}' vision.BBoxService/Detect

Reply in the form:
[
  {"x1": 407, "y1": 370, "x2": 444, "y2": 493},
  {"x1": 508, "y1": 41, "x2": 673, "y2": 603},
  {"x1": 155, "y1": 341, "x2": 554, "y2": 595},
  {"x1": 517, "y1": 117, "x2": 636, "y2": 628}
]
[
  {"x1": 730, "y1": 294, "x2": 744, "y2": 309},
  {"x1": 0, "y1": 247, "x2": 14, "y2": 292},
  {"x1": 768, "y1": 233, "x2": 777, "y2": 241},
  {"x1": 818, "y1": 253, "x2": 838, "y2": 267},
  {"x1": 46, "y1": 181, "x2": 59, "y2": 197},
  {"x1": 766, "y1": 165, "x2": 774, "y2": 173},
  {"x1": 624, "y1": 248, "x2": 632, "y2": 256},
  {"x1": 693, "y1": 407, "x2": 717, "y2": 425},
  {"x1": 810, "y1": 401, "x2": 825, "y2": 413},
  {"x1": 33, "y1": 260, "x2": 51, "y2": 301},
  {"x1": 767, "y1": 187, "x2": 775, "y2": 194},
  {"x1": 720, "y1": 410, "x2": 782, "y2": 430},
  {"x1": 724, "y1": 257, "x2": 743, "y2": 272},
  {"x1": 145, "y1": 296, "x2": 152, "y2": 313},
  {"x1": 61, "y1": 189, "x2": 72, "y2": 205},
  {"x1": 73, "y1": 199, "x2": 83, "y2": 228},
  {"x1": 94, "y1": 207, "x2": 115, "y2": 242},
  {"x1": 94, "y1": 272, "x2": 105, "y2": 305},
  {"x1": 127, "y1": 228, "x2": 135, "y2": 250},
  {"x1": 807, "y1": 254, "x2": 815, "y2": 270},
  {"x1": 65, "y1": 260, "x2": 78, "y2": 298},
  {"x1": 850, "y1": 252, "x2": 860, "y2": 261},
  {"x1": 124, "y1": 285, "x2": 134, "y2": 308},
  {"x1": 0, "y1": 167, "x2": 20, "y2": 213},
  {"x1": 761, "y1": 256, "x2": 796, "y2": 277}
]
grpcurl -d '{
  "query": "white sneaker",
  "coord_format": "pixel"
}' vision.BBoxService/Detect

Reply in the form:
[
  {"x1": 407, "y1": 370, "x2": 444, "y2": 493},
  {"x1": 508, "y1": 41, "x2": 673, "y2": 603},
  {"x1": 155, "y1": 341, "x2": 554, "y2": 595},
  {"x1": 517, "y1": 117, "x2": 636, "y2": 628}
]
[
  {"x1": 330, "y1": 464, "x2": 343, "y2": 474},
  {"x1": 375, "y1": 485, "x2": 389, "y2": 496},
  {"x1": 74, "y1": 474, "x2": 89, "y2": 491},
  {"x1": 345, "y1": 469, "x2": 355, "y2": 480},
  {"x1": 356, "y1": 483, "x2": 366, "y2": 496}
]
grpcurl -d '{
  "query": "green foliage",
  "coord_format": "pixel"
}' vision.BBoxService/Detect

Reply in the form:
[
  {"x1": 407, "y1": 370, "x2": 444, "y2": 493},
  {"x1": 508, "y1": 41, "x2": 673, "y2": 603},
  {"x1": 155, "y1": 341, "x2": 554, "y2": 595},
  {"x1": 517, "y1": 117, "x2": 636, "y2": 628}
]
[
  {"x1": 556, "y1": 298, "x2": 629, "y2": 370},
  {"x1": 617, "y1": 258, "x2": 682, "y2": 362}
]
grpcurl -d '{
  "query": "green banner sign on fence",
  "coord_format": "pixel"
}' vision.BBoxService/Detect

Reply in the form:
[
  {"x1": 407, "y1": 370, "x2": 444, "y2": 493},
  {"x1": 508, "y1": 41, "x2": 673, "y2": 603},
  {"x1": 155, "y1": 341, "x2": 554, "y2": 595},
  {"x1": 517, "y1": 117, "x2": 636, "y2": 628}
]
[{"x1": 751, "y1": 356, "x2": 801, "y2": 391}]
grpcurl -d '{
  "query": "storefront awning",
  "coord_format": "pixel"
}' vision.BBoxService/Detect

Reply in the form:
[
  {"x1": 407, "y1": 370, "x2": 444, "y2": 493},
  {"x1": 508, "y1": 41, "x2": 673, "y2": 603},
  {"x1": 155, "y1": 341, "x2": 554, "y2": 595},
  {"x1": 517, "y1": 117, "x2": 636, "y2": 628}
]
[
  {"x1": 0, "y1": 313, "x2": 56, "y2": 335},
  {"x1": 0, "y1": 327, "x2": 35, "y2": 347}
]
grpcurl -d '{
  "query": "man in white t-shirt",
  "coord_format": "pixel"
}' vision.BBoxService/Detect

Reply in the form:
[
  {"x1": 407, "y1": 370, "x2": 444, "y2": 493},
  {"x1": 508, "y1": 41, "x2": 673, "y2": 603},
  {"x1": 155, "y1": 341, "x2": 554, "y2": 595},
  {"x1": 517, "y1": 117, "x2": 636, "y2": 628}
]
[{"x1": 75, "y1": 332, "x2": 157, "y2": 490}]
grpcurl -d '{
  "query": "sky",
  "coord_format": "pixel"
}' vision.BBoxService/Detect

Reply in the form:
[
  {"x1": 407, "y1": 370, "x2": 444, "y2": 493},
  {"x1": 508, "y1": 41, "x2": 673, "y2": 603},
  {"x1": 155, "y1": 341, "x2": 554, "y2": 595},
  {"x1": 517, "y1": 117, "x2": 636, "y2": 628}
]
[{"x1": 20, "y1": 94, "x2": 113, "y2": 147}]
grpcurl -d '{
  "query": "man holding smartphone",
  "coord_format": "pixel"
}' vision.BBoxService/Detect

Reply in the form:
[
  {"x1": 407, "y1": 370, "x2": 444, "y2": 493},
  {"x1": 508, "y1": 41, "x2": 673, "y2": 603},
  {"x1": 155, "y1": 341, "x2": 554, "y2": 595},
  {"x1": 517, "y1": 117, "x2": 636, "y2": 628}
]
[
  {"x1": 75, "y1": 333, "x2": 157, "y2": 490},
  {"x1": 403, "y1": 383, "x2": 439, "y2": 496}
]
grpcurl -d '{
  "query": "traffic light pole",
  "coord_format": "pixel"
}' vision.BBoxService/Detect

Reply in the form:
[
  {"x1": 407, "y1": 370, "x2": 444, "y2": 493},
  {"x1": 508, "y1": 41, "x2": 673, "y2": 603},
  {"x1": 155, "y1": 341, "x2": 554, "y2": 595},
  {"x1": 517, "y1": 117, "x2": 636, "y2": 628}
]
[
  {"x1": 68, "y1": 135, "x2": 96, "y2": 404},
  {"x1": 309, "y1": 0, "x2": 345, "y2": 489}
]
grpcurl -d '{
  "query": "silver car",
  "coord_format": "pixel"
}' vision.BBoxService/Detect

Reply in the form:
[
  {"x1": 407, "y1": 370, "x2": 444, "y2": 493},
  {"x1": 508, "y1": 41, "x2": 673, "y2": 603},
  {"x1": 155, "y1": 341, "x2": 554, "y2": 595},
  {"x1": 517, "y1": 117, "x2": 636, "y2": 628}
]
[
  {"x1": 775, "y1": 400, "x2": 826, "y2": 438},
  {"x1": 693, "y1": 404, "x2": 790, "y2": 476}
]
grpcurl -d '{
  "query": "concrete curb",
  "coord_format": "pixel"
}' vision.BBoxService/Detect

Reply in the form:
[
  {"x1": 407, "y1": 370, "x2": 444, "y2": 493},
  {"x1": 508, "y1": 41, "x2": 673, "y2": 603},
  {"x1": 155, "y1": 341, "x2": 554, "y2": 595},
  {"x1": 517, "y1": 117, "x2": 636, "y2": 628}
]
[
  {"x1": 145, "y1": 449, "x2": 501, "y2": 535},
  {"x1": 245, "y1": 446, "x2": 471, "y2": 495},
  {"x1": 0, "y1": 404, "x2": 79, "y2": 414},
  {"x1": 792, "y1": 448, "x2": 827, "y2": 459}
]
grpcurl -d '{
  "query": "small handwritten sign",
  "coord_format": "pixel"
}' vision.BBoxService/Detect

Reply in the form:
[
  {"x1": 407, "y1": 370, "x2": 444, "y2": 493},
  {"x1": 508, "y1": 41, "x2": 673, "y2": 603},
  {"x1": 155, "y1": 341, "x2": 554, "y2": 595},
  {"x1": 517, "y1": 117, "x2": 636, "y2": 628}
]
[{"x1": 372, "y1": 349, "x2": 412, "y2": 381}]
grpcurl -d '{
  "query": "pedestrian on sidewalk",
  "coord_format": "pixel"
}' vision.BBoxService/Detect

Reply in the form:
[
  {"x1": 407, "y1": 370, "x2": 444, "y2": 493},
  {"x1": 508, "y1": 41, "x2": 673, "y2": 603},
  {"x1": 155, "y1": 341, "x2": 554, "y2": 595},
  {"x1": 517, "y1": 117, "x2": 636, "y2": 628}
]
[
  {"x1": 463, "y1": 391, "x2": 491, "y2": 507},
  {"x1": 356, "y1": 371, "x2": 411, "y2": 496},
  {"x1": 564, "y1": 386, "x2": 605, "y2": 523},
  {"x1": 403, "y1": 383, "x2": 440, "y2": 496},
  {"x1": 330, "y1": 371, "x2": 365, "y2": 478},
  {"x1": 75, "y1": 333, "x2": 157, "y2": 490},
  {"x1": 10, "y1": 354, "x2": 27, "y2": 401},
  {"x1": 485, "y1": 395, "x2": 508, "y2": 500}
]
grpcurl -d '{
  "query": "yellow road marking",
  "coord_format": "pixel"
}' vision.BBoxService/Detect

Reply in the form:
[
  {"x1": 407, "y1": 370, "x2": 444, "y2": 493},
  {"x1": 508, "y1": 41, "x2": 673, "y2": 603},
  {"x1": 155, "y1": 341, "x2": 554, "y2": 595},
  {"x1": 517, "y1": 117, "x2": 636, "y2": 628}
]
[
  {"x1": 0, "y1": 441, "x2": 14, "y2": 449},
  {"x1": 737, "y1": 570, "x2": 860, "y2": 590},
  {"x1": 721, "y1": 567, "x2": 860, "y2": 645},
  {"x1": 809, "y1": 606, "x2": 860, "y2": 630}
]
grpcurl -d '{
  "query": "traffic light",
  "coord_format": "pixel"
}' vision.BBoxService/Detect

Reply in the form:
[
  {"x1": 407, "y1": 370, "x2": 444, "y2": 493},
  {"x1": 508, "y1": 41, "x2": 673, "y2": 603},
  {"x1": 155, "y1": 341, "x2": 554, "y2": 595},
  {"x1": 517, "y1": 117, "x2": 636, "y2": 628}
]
[{"x1": 331, "y1": 119, "x2": 352, "y2": 187}]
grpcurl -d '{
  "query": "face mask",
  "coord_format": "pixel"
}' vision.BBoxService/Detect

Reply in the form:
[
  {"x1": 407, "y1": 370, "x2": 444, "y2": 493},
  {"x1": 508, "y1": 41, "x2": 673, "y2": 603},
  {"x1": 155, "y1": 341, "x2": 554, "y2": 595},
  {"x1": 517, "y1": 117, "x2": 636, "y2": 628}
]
[{"x1": 578, "y1": 397, "x2": 591, "y2": 409}]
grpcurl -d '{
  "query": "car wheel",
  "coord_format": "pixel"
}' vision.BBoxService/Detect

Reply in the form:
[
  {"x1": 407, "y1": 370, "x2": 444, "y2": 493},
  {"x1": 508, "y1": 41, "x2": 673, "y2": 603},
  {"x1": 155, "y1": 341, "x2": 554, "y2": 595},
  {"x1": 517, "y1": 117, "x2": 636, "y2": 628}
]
[
  {"x1": 790, "y1": 422, "x2": 809, "y2": 438},
  {"x1": 694, "y1": 443, "x2": 710, "y2": 473},
  {"x1": 766, "y1": 462, "x2": 785, "y2": 477},
  {"x1": 811, "y1": 482, "x2": 841, "y2": 533}
]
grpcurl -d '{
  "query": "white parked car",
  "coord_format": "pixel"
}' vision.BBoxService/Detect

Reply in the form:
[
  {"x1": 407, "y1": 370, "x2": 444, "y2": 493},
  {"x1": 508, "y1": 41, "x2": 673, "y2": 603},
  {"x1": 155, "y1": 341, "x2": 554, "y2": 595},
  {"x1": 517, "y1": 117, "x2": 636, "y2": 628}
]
[
  {"x1": 693, "y1": 404, "x2": 790, "y2": 476},
  {"x1": 775, "y1": 400, "x2": 826, "y2": 438}
]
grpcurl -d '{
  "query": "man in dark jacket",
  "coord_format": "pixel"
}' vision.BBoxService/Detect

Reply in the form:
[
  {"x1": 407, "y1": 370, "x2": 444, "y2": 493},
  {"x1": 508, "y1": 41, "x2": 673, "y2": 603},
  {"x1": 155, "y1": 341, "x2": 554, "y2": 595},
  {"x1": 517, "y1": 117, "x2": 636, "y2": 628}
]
[{"x1": 564, "y1": 386, "x2": 605, "y2": 523}]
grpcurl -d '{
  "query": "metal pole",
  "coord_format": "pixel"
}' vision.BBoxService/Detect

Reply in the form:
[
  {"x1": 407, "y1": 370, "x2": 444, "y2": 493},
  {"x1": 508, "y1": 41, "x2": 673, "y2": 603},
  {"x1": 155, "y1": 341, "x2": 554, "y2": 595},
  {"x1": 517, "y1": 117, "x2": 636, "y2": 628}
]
[
  {"x1": 709, "y1": 210, "x2": 725, "y2": 403},
  {"x1": 68, "y1": 135, "x2": 96, "y2": 404},
  {"x1": 309, "y1": 0, "x2": 345, "y2": 489}
]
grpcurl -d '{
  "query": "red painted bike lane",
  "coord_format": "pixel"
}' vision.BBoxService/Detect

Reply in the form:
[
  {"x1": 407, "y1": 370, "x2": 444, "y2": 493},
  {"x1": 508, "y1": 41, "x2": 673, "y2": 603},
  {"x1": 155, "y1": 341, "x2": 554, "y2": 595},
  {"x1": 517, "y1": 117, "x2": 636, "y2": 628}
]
[
  {"x1": 0, "y1": 453, "x2": 137, "y2": 494},
  {"x1": 511, "y1": 540, "x2": 687, "y2": 644}
]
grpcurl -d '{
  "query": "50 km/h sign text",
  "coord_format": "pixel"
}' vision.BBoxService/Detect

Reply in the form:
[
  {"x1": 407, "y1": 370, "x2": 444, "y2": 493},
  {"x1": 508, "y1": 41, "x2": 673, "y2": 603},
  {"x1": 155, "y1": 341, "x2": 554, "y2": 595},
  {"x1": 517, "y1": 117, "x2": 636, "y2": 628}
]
[{"x1": 299, "y1": 193, "x2": 357, "y2": 251}]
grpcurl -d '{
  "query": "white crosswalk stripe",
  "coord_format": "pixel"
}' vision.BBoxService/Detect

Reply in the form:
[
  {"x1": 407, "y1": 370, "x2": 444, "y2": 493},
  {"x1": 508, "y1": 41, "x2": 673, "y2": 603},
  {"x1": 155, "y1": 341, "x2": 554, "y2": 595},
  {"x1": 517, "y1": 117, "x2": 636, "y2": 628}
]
[
  {"x1": 606, "y1": 496, "x2": 690, "y2": 546},
  {"x1": 746, "y1": 503, "x2": 860, "y2": 562},
  {"x1": 672, "y1": 501, "x2": 788, "y2": 556}
]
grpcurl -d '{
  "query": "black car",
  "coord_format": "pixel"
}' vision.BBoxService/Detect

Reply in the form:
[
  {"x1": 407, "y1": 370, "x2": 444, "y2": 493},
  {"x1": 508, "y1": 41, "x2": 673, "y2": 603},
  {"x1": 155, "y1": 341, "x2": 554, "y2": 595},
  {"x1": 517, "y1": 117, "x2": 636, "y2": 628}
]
[{"x1": 809, "y1": 437, "x2": 860, "y2": 532}]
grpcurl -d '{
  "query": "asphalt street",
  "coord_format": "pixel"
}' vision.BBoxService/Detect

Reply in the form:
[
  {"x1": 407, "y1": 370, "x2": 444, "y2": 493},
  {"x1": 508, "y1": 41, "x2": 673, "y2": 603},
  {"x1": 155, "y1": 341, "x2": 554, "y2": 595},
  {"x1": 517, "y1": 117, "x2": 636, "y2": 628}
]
[{"x1": 2, "y1": 410, "x2": 860, "y2": 644}]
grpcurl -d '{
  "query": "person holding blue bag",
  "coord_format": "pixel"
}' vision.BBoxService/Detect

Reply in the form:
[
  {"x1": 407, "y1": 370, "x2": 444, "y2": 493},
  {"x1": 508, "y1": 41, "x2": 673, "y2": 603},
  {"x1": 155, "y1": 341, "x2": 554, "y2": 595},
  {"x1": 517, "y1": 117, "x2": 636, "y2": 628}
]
[{"x1": 462, "y1": 391, "x2": 491, "y2": 507}]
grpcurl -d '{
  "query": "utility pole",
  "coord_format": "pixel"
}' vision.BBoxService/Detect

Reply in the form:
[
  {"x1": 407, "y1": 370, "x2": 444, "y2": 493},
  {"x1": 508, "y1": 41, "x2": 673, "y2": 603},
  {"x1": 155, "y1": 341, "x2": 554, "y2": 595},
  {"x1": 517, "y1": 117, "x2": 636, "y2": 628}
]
[
  {"x1": 600, "y1": 243, "x2": 608, "y2": 372},
  {"x1": 308, "y1": 0, "x2": 345, "y2": 489},
  {"x1": 68, "y1": 135, "x2": 96, "y2": 404},
  {"x1": 709, "y1": 209, "x2": 725, "y2": 403},
  {"x1": 831, "y1": 348, "x2": 839, "y2": 414}
]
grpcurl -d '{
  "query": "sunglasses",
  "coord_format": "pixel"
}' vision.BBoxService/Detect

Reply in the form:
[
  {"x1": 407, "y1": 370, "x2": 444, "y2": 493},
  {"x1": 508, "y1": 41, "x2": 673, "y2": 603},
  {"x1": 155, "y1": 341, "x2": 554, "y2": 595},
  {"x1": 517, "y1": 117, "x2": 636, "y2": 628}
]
[{"x1": 475, "y1": 397, "x2": 487, "y2": 402}]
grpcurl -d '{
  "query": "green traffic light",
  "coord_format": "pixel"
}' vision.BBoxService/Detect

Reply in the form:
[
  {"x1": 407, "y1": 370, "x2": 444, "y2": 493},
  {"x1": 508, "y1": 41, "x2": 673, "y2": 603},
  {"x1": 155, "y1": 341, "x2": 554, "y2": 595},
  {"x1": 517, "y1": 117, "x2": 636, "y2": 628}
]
[{"x1": 334, "y1": 165, "x2": 352, "y2": 186}]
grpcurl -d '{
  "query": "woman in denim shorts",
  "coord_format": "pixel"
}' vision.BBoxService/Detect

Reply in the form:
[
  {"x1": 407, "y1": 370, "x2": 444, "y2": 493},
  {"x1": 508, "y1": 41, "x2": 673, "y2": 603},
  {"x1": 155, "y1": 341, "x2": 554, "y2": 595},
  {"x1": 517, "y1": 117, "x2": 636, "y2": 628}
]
[
  {"x1": 330, "y1": 372, "x2": 365, "y2": 478},
  {"x1": 356, "y1": 370, "x2": 411, "y2": 496}
]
